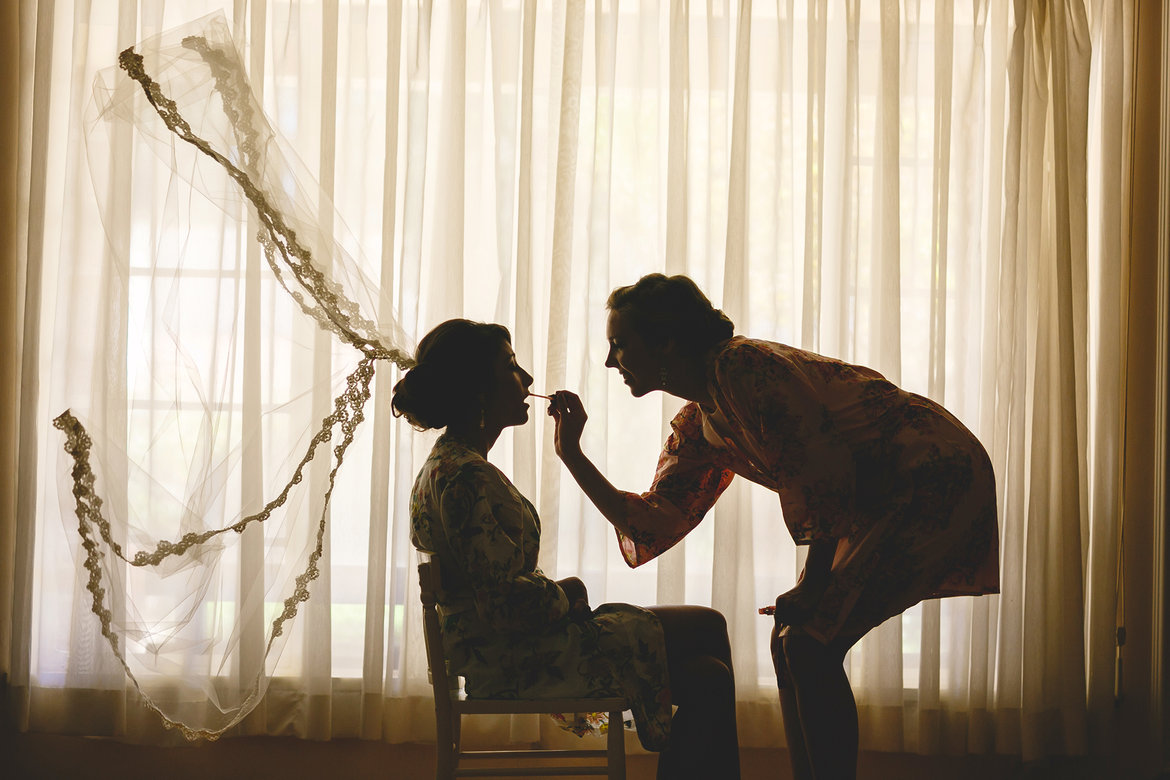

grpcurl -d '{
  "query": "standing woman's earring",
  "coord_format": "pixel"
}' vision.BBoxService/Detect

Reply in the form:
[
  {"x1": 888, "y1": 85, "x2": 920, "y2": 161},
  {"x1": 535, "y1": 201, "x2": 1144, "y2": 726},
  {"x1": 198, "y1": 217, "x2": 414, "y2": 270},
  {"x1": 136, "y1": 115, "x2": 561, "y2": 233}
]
[{"x1": 479, "y1": 406, "x2": 486, "y2": 431}]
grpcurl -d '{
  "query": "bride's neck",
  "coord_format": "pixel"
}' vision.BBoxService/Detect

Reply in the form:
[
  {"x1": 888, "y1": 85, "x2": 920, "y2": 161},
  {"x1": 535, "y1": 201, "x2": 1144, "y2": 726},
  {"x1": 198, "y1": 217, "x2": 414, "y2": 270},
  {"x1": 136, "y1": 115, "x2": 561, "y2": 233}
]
[{"x1": 445, "y1": 423, "x2": 500, "y2": 457}]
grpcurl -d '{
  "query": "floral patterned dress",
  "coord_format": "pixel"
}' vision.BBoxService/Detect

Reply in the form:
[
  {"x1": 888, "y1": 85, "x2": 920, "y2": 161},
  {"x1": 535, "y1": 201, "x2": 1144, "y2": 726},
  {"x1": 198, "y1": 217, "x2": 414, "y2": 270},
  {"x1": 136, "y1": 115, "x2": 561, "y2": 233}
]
[
  {"x1": 615, "y1": 337, "x2": 1000, "y2": 643},
  {"x1": 410, "y1": 434, "x2": 672, "y2": 750}
]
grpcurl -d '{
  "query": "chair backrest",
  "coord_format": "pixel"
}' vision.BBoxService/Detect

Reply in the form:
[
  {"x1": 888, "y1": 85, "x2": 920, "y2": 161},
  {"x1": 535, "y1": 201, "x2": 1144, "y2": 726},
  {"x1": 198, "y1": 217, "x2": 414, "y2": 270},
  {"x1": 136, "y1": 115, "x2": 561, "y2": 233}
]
[{"x1": 418, "y1": 557, "x2": 456, "y2": 724}]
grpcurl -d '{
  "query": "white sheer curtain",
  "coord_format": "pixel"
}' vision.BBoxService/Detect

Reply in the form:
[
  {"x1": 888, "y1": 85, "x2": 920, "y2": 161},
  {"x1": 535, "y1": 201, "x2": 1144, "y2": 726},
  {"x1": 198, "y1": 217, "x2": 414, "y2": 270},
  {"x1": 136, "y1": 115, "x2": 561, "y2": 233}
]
[{"x1": 6, "y1": 0, "x2": 1136, "y2": 761}]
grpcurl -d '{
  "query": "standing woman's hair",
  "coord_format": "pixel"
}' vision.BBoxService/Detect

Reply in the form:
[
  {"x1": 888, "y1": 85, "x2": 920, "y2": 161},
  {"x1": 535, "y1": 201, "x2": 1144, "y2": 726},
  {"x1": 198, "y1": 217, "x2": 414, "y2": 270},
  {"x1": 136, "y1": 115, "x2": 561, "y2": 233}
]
[
  {"x1": 607, "y1": 274, "x2": 735, "y2": 350},
  {"x1": 391, "y1": 319, "x2": 512, "y2": 431}
]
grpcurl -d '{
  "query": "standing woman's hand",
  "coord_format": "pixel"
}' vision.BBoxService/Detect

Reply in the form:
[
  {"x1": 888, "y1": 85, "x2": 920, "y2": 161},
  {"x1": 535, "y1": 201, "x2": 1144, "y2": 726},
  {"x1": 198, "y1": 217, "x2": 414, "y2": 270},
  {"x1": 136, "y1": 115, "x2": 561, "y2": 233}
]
[
  {"x1": 771, "y1": 585, "x2": 817, "y2": 629},
  {"x1": 548, "y1": 391, "x2": 588, "y2": 459}
]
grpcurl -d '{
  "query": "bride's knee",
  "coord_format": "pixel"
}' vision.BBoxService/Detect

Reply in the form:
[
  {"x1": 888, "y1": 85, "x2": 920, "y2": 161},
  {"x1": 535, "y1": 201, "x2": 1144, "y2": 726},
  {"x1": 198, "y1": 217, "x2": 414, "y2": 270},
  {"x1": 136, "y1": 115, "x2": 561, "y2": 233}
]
[
  {"x1": 652, "y1": 604, "x2": 727, "y2": 634},
  {"x1": 674, "y1": 654, "x2": 734, "y2": 706},
  {"x1": 651, "y1": 605, "x2": 731, "y2": 664}
]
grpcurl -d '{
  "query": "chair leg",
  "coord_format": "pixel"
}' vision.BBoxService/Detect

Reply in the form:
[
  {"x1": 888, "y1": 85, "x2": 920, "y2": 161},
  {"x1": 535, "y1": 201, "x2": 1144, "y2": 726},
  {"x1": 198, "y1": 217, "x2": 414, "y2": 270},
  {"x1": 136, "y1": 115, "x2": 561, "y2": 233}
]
[
  {"x1": 434, "y1": 712, "x2": 456, "y2": 780},
  {"x1": 434, "y1": 741, "x2": 454, "y2": 780},
  {"x1": 607, "y1": 710, "x2": 626, "y2": 780}
]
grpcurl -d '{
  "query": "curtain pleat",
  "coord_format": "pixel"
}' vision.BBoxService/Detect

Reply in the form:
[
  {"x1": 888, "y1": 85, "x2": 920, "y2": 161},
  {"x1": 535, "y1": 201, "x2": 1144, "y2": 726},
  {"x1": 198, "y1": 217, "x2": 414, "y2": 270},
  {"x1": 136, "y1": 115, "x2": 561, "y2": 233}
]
[
  {"x1": 1083, "y1": 0, "x2": 1131, "y2": 754},
  {"x1": 7, "y1": 0, "x2": 54, "y2": 735},
  {"x1": 0, "y1": 0, "x2": 20, "y2": 713},
  {"x1": 236, "y1": 0, "x2": 267, "y2": 738}
]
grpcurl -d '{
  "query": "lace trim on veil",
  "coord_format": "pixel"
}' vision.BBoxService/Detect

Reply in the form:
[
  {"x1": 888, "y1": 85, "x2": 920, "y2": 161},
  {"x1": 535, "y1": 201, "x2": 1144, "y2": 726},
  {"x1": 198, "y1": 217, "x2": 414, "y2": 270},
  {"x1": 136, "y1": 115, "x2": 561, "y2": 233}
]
[{"x1": 54, "y1": 26, "x2": 412, "y2": 741}]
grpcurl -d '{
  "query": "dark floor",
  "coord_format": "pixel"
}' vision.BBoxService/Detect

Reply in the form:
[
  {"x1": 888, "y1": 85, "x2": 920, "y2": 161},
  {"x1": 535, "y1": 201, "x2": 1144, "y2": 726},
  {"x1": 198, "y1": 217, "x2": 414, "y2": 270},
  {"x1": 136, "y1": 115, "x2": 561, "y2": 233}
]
[{"x1": 0, "y1": 726, "x2": 1132, "y2": 780}]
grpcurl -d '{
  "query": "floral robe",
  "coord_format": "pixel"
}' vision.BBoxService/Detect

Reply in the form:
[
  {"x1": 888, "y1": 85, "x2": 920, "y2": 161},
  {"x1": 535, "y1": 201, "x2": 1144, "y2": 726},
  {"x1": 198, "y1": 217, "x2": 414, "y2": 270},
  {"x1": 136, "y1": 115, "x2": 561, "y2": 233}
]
[
  {"x1": 615, "y1": 337, "x2": 1000, "y2": 643},
  {"x1": 410, "y1": 434, "x2": 672, "y2": 751}
]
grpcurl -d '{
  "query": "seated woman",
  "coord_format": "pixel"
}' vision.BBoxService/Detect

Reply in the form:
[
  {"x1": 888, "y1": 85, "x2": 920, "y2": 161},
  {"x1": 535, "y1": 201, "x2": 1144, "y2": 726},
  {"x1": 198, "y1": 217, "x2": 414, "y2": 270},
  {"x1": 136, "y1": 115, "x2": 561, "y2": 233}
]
[{"x1": 393, "y1": 318, "x2": 740, "y2": 780}]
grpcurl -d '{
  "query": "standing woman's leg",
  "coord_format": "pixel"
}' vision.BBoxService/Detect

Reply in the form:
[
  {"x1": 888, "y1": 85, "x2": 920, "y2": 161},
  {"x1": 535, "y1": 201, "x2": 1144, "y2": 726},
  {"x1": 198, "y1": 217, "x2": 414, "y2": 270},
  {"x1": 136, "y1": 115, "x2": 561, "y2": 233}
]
[
  {"x1": 781, "y1": 630, "x2": 860, "y2": 780},
  {"x1": 648, "y1": 605, "x2": 741, "y2": 780},
  {"x1": 772, "y1": 624, "x2": 815, "y2": 780}
]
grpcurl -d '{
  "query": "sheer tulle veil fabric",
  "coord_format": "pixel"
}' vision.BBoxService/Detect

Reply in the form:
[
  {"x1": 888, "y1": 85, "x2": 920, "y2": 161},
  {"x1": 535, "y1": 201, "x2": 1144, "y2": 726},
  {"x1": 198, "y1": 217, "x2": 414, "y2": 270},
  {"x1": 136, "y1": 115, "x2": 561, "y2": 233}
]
[{"x1": 55, "y1": 12, "x2": 413, "y2": 739}]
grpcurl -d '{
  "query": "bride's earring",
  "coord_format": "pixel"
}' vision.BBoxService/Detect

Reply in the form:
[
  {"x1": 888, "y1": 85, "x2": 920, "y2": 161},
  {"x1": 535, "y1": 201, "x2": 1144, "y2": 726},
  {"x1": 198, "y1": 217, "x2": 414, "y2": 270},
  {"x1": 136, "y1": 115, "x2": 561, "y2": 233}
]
[
  {"x1": 659, "y1": 366, "x2": 668, "y2": 389},
  {"x1": 479, "y1": 406, "x2": 486, "y2": 431}
]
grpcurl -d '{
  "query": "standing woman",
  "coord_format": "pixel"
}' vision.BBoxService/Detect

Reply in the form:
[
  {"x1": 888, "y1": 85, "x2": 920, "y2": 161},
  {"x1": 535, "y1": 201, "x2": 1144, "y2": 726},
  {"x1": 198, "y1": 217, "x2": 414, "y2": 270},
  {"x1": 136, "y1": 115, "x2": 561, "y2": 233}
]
[{"x1": 549, "y1": 274, "x2": 999, "y2": 780}]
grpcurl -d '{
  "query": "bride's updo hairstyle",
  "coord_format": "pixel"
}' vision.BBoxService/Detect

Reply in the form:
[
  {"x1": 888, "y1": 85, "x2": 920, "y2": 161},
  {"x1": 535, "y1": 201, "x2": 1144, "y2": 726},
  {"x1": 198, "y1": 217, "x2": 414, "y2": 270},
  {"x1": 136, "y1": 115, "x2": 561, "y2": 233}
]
[
  {"x1": 607, "y1": 273, "x2": 735, "y2": 351},
  {"x1": 392, "y1": 319, "x2": 512, "y2": 431}
]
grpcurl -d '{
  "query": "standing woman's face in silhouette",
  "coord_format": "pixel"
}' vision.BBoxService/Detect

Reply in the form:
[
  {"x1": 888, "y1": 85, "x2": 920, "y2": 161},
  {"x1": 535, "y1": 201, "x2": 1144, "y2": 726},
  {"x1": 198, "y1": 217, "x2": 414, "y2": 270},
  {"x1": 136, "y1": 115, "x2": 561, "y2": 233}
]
[{"x1": 605, "y1": 308, "x2": 660, "y2": 398}]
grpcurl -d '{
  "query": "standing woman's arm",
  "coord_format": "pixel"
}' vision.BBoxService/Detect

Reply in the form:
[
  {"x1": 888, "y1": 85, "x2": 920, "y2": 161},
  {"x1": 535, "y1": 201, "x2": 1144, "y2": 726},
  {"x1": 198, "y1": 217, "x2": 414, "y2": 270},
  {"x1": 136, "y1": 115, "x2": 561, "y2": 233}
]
[
  {"x1": 548, "y1": 391, "x2": 629, "y2": 526},
  {"x1": 549, "y1": 391, "x2": 735, "y2": 567}
]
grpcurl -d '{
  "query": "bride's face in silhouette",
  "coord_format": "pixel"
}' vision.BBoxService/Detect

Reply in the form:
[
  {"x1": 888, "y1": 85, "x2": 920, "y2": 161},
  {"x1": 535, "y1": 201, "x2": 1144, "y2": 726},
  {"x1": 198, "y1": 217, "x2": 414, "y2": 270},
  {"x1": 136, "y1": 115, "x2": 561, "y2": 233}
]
[{"x1": 483, "y1": 341, "x2": 535, "y2": 429}]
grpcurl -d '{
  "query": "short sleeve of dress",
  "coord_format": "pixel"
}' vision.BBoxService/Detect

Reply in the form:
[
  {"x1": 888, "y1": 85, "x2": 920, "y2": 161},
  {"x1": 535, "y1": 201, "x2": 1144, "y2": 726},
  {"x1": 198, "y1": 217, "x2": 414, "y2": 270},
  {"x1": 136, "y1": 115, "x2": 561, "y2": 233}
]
[
  {"x1": 438, "y1": 464, "x2": 569, "y2": 631},
  {"x1": 615, "y1": 403, "x2": 735, "y2": 567}
]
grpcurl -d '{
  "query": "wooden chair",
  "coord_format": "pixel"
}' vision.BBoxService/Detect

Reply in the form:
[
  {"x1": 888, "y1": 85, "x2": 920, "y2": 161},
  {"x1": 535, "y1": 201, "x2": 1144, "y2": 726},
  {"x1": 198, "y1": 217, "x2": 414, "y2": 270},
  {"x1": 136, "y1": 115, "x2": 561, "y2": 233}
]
[{"x1": 418, "y1": 557, "x2": 628, "y2": 779}]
